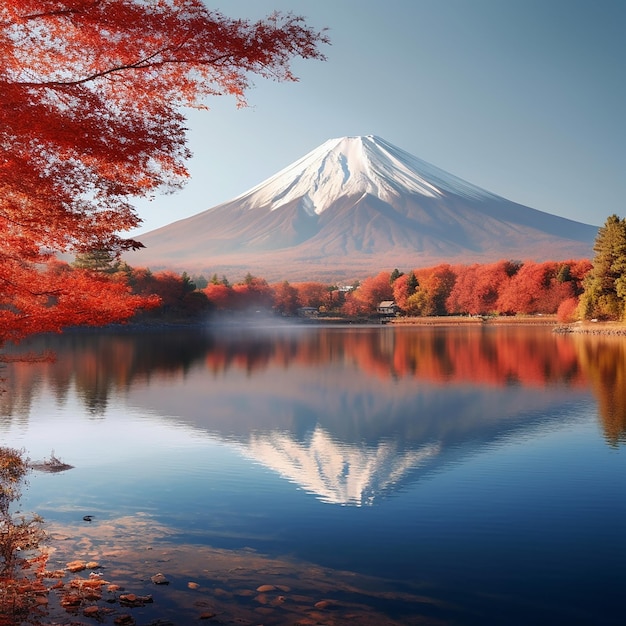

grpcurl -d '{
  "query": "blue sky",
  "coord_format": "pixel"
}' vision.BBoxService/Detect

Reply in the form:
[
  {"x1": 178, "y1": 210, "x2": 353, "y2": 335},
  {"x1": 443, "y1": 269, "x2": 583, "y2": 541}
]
[{"x1": 133, "y1": 0, "x2": 625, "y2": 233}]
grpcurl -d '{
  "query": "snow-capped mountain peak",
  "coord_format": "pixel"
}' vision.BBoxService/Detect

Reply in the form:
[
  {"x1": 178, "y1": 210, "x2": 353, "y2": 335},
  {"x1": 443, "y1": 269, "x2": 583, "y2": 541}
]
[
  {"x1": 234, "y1": 135, "x2": 494, "y2": 215},
  {"x1": 125, "y1": 134, "x2": 597, "y2": 281}
]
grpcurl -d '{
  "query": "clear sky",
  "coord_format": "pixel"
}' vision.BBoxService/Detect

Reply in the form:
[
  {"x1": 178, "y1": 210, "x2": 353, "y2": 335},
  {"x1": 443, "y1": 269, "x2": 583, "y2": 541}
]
[{"x1": 132, "y1": 0, "x2": 625, "y2": 234}]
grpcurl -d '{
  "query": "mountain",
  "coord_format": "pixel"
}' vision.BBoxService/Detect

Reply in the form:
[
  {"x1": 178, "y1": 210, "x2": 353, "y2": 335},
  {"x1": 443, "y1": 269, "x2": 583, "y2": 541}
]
[{"x1": 125, "y1": 135, "x2": 597, "y2": 281}]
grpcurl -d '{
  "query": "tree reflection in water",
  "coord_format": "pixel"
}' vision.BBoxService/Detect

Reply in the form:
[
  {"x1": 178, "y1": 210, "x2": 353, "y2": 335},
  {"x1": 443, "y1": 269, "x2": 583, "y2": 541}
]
[
  {"x1": 1, "y1": 325, "x2": 624, "y2": 445},
  {"x1": 572, "y1": 334, "x2": 626, "y2": 445}
]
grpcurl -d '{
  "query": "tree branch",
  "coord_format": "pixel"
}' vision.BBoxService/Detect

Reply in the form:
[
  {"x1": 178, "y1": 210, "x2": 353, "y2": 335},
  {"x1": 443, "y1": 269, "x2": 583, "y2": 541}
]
[{"x1": 18, "y1": 46, "x2": 235, "y2": 89}]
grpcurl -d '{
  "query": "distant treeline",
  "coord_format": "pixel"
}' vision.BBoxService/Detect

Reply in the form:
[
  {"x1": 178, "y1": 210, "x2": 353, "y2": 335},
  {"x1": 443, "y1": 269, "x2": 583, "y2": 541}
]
[
  {"x1": 76, "y1": 256, "x2": 592, "y2": 323},
  {"x1": 67, "y1": 214, "x2": 626, "y2": 326}
]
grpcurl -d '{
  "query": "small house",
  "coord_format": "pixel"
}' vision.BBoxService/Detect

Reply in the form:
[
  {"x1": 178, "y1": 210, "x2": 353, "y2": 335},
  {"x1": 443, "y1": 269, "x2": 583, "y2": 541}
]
[
  {"x1": 377, "y1": 301, "x2": 398, "y2": 316},
  {"x1": 297, "y1": 306, "x2": 318, "y2": 318}
]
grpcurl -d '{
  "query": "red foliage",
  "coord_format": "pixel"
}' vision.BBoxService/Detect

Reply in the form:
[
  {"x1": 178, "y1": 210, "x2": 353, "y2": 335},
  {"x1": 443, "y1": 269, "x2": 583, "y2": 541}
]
[
  {"x1": 496, "y1": 262, "x2": 553, "y2": 314},
  {"x1": 495, "y1": 260, "x2": 590, "y2": 315},
  {"x1": 567, "y1": 259, "x2": 593, "y2": 282},
  {"x1": 128, "y1": 269, "x2": 208, "y2": 317},
  {"x1": 272, "y1": 281, "x2": 300, "y2": 316},
  {"x1": 392, "y1": 274, "x2": 413, "y2": 311},
  {"x1": 1, "y1": 1, "x2": 327, "y2": 343},
  {"x1": 557, "y1": 297, "x2": 580, "y2": 323},
  {"x1": 344, "y1": 271, "x2": 393, "y2": 314},
  {"x1": 232, "y1": 276, "x2": 273, "y2": 311},
  {"x1": 0, "y1": 261, "x2": 158, "y2": 344},
  {"x1": 447, "y1": 261, "x2": 519, "y2": 315},
  {"x1": 411, "y1": 264, "x2": 456, "y2": 316},
  {"x1": 341, "y1": 292, "x2": 369, "y2": 316},
  {"x1": 203, "y1": 283, "x2": 235, "y2": 311},
  {"x1": 293, "y1": 282, "x2": 330, "y2": 309}
]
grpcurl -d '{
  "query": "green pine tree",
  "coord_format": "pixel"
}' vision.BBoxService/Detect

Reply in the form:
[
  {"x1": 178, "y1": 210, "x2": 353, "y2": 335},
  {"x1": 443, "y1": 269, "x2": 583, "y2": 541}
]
[
  {"x1": 578, "y1": 214, "x2": 626, "y2": 321},
  {"x1": 72, "y1": 248, "x2": 120, "y2": 273},
  {"x1": 390, "y1": 268, "x2": 403, "y2": 284}
]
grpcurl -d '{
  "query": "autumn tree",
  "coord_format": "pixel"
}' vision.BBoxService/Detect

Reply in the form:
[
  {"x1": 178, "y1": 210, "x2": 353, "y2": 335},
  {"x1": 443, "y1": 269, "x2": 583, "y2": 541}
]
[
  {"x1": 405, "y1": 264, "x2": 456, "y2": 316},
  {"x1": 272, "y1": 281, "x2": 300, "y2": 316},
  {"x1": 129, "y1": 269, "x2": 209, "y2": 318},
  {"x1": 1, "y1": 1, "x2": 327, "y2": 343},
  {"x1": 232, "y1": 274, "x2": 273, "y2": 311},
  {"x1": 392, "y1": 271, "x2": 418, "y2": 311},
  {"x1": 347, "y1": 271, "x2": 394, "y2": 313},
  {"x1": 578, "y1": 215, "x2": 626, "y2": 320},
  {"x1": 294, "y1": 282, "x2": 330, "y2": 310},
  {"x1": 447, "y1": 261, "x2": 520, "y2": 315},
  {"x1": 0, "y1": 260, "x2": 159, "y2": 345},
  {"x1": 203, "y1": 282, "x2": 235, "y2": 311},
  {"x1": 565, "y1": 259, "x2": 593, "y2": 285},
  {"x1": 341, "y1": 291, "x2": 370, "y2": 317},
  {"x1": 557, "y1": 297, "x2": 579, "y2": 323},
  {"x1": 496, "y1": 261, "x2": 577, "y2": 315}
]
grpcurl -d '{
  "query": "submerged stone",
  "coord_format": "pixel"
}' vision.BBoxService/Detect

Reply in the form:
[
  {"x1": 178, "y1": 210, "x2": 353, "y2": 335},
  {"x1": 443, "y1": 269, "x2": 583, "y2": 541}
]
[{"x1": 151, "y1": 572, "x2": 170, "y2": 585}]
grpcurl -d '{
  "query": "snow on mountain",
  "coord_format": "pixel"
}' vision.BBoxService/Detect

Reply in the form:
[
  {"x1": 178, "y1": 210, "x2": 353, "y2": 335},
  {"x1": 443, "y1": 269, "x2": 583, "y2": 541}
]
[
  {"x1": 233, "y1": 135, "x2": 495, "y2": 214},
  {"x1": 125, "y1": 135, "x2": 598, "y2": 281},
  {"x1": 238, "y1": 425, "x2": 440, "y2": 506}
]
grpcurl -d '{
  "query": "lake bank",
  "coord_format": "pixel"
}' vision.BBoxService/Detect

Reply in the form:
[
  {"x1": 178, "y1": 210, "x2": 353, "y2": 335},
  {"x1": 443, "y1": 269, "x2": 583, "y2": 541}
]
[
  {"x1": 389, "y1": 315, "x2": 558, "y2": 326},
  {"x1": 43, "y1": 313, "x2": 626, "y2": 337},
  {"x1": 390, "y1": 315, "x2": 626, "y2": 335},
  {"x1": 555, "y1": 321, "x2": 626, "y2": 336}
]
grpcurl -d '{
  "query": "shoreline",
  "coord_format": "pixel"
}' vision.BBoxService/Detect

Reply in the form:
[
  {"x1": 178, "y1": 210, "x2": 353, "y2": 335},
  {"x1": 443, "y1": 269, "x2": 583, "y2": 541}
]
[
  {"x1": 553, "y1": 321, "x2": 626, "y2": 336},
  {"x1": 388, "y1": 315, "x2": 558, "y2": 327},
  {"x1": 31, "y1": 315, "x2": 626, "y2": 337},
  {"x1": 390, "y1": 316, "x2": 626, "y2": 335}
]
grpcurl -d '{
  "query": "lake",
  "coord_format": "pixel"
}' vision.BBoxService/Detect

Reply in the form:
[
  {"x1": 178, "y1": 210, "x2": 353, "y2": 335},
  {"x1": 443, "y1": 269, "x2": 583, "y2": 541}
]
[{"x1": 1, "y1": 323, "x2": 624, "y2": 625}]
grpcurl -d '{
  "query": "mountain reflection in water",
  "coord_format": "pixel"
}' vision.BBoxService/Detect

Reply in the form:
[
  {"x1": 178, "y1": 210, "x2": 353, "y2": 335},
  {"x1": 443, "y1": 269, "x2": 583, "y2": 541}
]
[
  {"x1": 1, "y1": 324, "x2": 625, "y2": 625},
  {"x1": 242, "y1": 427, "x2": 441, "y2": 506},
  {"x1": 2, "y1": 324, "x2": 624, "y2": 507}
]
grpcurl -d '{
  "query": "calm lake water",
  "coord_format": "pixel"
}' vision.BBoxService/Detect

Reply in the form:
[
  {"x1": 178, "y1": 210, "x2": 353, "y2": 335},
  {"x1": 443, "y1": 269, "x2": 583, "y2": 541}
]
[{"x1": 1, "y1": 323, "x2": 625, "y2": 625}]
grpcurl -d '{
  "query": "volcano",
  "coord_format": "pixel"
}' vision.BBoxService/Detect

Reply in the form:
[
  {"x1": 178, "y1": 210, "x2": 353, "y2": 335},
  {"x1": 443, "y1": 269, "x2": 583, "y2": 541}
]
[{"x1": 125, "y1": 135, "x2": 597, "y2": 281}]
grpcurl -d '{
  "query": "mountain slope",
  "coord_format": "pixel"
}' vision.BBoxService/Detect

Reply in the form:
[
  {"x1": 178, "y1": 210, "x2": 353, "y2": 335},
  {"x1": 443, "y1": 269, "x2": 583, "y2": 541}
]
[{"x1": 125, "y1": 135, "x2": 597, "y2": 281}]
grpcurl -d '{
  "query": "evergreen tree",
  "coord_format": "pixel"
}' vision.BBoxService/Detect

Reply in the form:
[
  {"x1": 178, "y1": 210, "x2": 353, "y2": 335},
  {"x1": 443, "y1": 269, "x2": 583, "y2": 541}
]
[
  {"x1": 180, "y1": 272, "x2": 197, "y2": 293},
  {"x1": 72, "y1": 249, "x2": 120, "y2": 274},
  {"x1": 578, "y1": 214, "x2": 626, "y2": 320},
  {"x1": 193, "y1": 275, "x2": 209, "y2": 290},
  {"x1": 390, "y1": 268, "x2": 403, "y2": 284},
  {"x1": 556, "y1": 263, "x2": 571, "y2": 283}
]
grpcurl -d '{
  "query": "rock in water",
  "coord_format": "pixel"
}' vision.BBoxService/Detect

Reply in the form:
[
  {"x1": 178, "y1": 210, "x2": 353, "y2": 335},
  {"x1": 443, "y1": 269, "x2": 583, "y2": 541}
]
[{"x1": 151, "y1": 573, "x2": 170, "y2": 585}]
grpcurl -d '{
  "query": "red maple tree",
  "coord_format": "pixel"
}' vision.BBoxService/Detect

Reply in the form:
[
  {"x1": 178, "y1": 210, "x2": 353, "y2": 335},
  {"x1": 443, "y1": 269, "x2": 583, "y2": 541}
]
[{"x1": 0, "y1": 1, "x2": 327, "y2": 343}]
